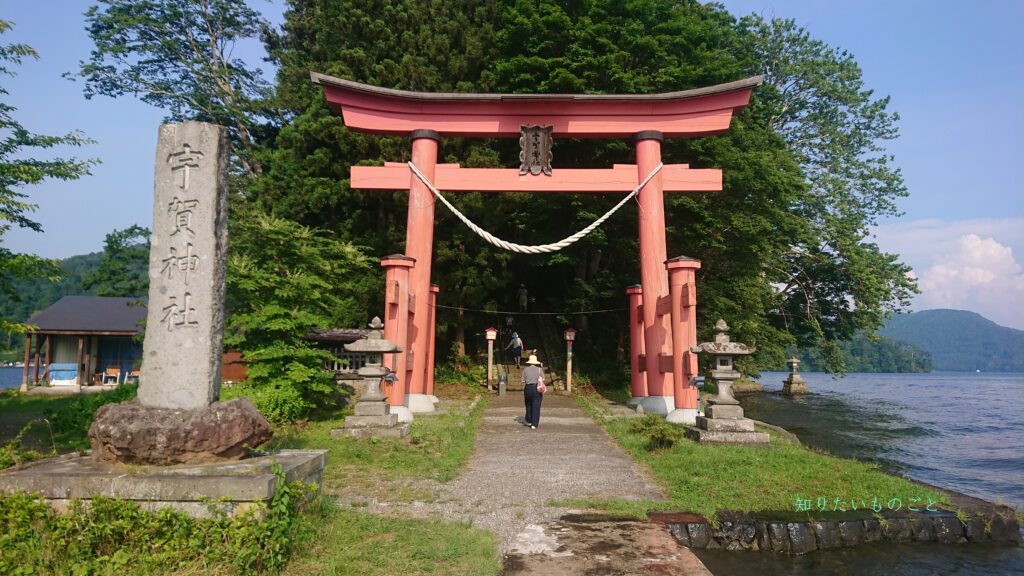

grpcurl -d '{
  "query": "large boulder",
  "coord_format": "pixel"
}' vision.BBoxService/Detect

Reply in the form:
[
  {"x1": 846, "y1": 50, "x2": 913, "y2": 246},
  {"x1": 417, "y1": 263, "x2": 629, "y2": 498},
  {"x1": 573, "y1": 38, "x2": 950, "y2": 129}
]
[{"x1": 89, "y1": 398, "x2": 272, "y2": 465}]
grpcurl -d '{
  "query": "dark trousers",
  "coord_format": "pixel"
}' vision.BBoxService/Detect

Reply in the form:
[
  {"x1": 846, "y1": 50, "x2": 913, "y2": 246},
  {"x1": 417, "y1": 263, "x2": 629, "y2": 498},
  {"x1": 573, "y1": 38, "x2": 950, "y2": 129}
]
[{"x1": 524, "y1": 384, "x2": 543, "y2": 427}]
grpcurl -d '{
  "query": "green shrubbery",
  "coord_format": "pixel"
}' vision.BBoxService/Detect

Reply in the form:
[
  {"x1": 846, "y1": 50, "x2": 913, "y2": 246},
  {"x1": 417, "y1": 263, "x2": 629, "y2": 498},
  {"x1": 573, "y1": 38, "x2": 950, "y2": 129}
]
[
  {"x1": 225, "y1": 210, "x2": 375, "y2": 424},
  {"x1": 221, "y1": 381, "x2": 311, "y2": 425},
  {"x1": 628, "y1": 414, "x2": 684, "y2": 451},
  {"x1": 44, "y1": 384, "x2": 138, "y2": 449},
  {"x1": 0, "y1": 467, "x2": 315, "y2": 575},
  {"x1": 0, "y1": 385, "x2": 139, "y2": 469}
]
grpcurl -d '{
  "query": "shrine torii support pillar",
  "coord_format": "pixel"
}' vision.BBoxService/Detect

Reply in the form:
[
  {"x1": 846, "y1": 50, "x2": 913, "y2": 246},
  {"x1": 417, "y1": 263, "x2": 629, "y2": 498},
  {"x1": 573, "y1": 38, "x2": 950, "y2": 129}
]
[{"x1": 313, "y1": 73, "x2": 760, "y2": 421}]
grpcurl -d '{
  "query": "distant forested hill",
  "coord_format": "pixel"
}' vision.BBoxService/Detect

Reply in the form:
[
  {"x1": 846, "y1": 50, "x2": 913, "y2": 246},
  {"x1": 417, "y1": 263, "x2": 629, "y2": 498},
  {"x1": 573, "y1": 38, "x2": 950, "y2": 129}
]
[
  {"x1": 880, "y1": 310, "x2": 1024, "y2": 372},
  {"x1": 793, "y1": 332, "x2": 933, "y2": 373},
  {"x1": 0, "y1": 252, "x2": 101, "y2": 350}
]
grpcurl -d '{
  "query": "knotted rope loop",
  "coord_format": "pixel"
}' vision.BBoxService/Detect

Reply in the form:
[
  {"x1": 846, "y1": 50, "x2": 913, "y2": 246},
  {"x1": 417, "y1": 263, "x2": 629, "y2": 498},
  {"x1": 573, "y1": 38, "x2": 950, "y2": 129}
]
[{"x1": 407, "y1": 161, "x2": 663, "y2": 254}]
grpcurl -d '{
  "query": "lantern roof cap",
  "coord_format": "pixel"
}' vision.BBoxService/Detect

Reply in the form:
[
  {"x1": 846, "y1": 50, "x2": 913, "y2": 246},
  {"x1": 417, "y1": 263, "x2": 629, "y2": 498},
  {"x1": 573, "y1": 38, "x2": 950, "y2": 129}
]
[
  {"x1": 691, "y1": 319, "x2": 755, "y2": 356},
  {"x1": 344, "y1": 317, "x2": 402, "y2": 353}
]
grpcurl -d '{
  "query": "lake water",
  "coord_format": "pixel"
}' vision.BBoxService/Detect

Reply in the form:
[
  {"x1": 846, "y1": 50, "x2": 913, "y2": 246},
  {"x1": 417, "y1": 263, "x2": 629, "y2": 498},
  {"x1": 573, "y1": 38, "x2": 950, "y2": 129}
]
[
  {"x1": 0, "y1": 366, "x2": 23, "y2": 389},
  {"x1": 695, "y1": 371, "x2": 1024, "y2": 575}
]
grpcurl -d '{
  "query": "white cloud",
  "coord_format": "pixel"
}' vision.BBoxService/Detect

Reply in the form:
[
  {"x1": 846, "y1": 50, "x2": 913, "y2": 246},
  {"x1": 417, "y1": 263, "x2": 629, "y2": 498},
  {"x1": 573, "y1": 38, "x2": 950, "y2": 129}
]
[{"x1": 873, "y1": 219, "x2": 1024, "y2": 330}]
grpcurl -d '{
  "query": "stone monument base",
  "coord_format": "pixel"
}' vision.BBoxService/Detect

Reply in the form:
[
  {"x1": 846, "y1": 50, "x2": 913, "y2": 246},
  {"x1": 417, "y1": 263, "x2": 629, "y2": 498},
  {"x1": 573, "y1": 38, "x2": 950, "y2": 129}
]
[
  {"x1": 0, "y1": 449, "x2": 326, "y2": 519},
  {"x1": 332, "y1": 423, "x2": 411, "y2": 439},
  {"x1": 89, "y1": 398, "x2": 272, "y2": 465},
  {"x1": 684, "y1": 403, "x2": 769, "y2": 444},
  {"x1": 782, "y1": 378, "x2": 809, "y2": 395}
]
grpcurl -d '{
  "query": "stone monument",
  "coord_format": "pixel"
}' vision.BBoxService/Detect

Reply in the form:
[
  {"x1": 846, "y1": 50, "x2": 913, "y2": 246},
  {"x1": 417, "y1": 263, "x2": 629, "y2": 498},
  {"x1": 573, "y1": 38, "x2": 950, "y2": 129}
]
[
  {"x1": 684, "y1": 320, "x2": 769, "y2": 444},
  {"x1": 782, "y1": 356, "x2": 809, "y2": 395},
  {"x1": 1, "y1": 122, "x2": 325, "y2": 518},
  {"x1": 332, "y1": 317, "x2": 410, "y2": 439},
  {"x1": 89, "y1": 122, "x2": 271, "y2": 464}
]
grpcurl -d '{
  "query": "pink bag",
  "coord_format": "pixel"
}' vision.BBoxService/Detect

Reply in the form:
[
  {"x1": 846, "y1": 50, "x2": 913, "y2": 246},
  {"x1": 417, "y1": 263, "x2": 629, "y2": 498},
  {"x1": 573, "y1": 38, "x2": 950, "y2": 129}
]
[{"x1": 537, "y1": 376, "x2": 546, "y2": 395}]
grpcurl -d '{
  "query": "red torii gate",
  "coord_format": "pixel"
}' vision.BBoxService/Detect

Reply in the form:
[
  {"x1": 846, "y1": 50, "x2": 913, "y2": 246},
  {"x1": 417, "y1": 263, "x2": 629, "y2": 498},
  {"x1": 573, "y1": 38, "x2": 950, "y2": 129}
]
[{"x1": 313, "y1": 72, "x2": 760, "y2": 423}]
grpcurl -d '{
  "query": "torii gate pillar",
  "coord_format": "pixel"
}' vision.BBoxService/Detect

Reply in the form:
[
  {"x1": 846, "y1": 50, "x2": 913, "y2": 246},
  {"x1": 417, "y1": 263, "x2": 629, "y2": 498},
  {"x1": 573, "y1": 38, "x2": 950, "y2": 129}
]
[
  {"x1": 634, "y1": 132, "x2": 673, "y2": 415},
  {"x1": 404, "y1": 130, "x2": 440, "y2": 414}
]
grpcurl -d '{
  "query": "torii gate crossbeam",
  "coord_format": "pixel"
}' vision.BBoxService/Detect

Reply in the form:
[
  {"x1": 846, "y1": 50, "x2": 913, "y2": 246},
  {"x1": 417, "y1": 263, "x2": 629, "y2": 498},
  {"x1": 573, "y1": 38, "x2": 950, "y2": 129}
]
[{"x1": 314, "y1": 72, "x2": 760, "y2": 423}]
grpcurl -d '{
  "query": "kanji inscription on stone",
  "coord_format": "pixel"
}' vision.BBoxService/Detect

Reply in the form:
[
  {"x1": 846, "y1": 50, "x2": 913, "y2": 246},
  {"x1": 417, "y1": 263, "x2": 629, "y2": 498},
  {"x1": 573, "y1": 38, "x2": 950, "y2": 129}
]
[
  {"x1": 160, "y1": 293, "x2": 199, "y2": 330},
  {"x1": 160, "y1": 243, "x2": 199, "y2": 285},
  {"x1": 139, "y1": 122, "x2": 229, "y2": 411},
  {"x1": 168, "y1": 143, "x2": 204, "y2": 190},
  {"x1": 168, "y1": 197, "x2": 199, "y2": 237}
]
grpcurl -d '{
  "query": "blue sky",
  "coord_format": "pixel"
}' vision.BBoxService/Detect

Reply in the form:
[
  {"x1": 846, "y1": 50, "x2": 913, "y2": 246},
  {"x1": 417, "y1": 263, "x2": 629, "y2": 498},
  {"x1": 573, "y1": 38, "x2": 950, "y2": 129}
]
[{"x1": 3, "y1": 1, "x2": 1022, "y2": 328}]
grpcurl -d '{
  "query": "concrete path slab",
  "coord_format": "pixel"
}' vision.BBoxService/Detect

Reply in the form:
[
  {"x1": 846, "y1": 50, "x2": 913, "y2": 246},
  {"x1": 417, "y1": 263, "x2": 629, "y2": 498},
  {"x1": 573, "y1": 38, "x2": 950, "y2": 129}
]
[
  {"x1": 443, "y1": 393, "x2": 665, "y2": 548},
  {"x1": 474, "y1": 393, "x2": 711, "y2": 574}
]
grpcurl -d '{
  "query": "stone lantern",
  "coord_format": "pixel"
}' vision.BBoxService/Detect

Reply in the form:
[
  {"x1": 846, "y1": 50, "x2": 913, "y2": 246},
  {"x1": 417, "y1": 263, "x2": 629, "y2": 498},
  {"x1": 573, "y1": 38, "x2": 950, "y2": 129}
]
[
  {"x1": 685, "y1": 320, "x2": 768, "y2": 444},
  {"x1": 782, "y1": 356, "x2": 809, "y2": 395},
  {"x1": 331, "y1": 317, "x2": 409, "y2": 439}
]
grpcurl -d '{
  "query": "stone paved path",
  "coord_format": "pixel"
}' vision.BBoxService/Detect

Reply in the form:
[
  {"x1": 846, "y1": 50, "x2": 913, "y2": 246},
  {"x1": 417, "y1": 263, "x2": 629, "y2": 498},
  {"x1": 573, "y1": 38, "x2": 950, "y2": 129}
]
[
  {"x1": 450, "y1": 392, "x2": 711, "y2": 575},
  {"x1": 354, "y1": 392, "x2": 712, "y2": 574},
  {"x1": 444, "y1": 392, "x2": 665, "y2": 549}
]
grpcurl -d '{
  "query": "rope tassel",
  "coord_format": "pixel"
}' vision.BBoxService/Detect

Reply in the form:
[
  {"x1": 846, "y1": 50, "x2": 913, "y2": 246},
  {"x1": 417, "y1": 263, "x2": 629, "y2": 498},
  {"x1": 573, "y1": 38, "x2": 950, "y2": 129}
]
[{"x1": 407, "y1": 161, "x2": 664, "y2": 254}]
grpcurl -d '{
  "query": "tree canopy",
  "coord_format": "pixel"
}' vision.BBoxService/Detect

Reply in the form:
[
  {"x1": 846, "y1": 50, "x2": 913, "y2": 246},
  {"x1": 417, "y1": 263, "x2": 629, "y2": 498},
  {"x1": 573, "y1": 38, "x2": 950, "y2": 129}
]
[
  {"x1": 73, "y1": 0, "x2": 274, "y2": 177},
  {"x1": 258, "y1": 0, "x2": 914, "y2": 373},
  {"x1": 81, "y1": 224, "x2": 150, "y2": 297},
  {"x1": 0, "y1": 20, "x2": 96, "y2": 335},
  {"x1": 70, "y1": 0, "x2": 920, "y2": 417}
]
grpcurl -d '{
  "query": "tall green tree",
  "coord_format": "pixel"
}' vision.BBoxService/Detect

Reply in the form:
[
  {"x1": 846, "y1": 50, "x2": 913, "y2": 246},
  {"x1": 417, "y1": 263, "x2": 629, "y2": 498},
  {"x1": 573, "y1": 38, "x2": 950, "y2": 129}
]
[
  {"x1": 81, "y1": 224, "x2": 150, "y2": 297},
  {"x1": 259, "y1": 0, "x2": 507, "y2": 354},
  {"x1": 223, "y1": 208, "x2": 373, "y2": 421},
  {"x1": 0, "y1": 20, "x2": 96, "y2": 335},
  {"x1": 261, "y1": 0, "x2": 915, "y2": 374},
  {"x1": 72, "y1": 0, "x2": 274, "y2": 177},
  {"x1": 736, "y1": 15, "x2": 917, "y2": 369}
]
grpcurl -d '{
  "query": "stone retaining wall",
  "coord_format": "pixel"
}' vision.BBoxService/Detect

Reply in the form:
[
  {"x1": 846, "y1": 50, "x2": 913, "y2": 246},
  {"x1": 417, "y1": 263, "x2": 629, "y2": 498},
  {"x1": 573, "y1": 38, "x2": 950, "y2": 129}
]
[{"x1": 655, "y1": 509, "x2": 1020, "y2": 554}]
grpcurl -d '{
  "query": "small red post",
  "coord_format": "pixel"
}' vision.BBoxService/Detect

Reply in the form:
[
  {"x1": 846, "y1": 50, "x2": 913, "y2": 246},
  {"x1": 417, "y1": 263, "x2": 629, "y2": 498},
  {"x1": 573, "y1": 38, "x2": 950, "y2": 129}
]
[
  {"x1": 381, "y1": 254, "x2": 415, "y2": 422},
  {"x1": 625, "y1": 285, "x2": 646, "y2": 404},
  {"x1": 424, "y1": 284, "x2": 440, "y2": 402},
  {"x1": 666, "y1": 257, "x2": 701, "y2": 424}
]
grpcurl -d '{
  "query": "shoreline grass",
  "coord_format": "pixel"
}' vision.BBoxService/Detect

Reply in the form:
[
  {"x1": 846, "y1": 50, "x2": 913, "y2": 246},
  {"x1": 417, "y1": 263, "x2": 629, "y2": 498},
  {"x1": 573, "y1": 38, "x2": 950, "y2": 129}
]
[{"x1": 572, "y1": 387, "x2": 950, "y2": 524}]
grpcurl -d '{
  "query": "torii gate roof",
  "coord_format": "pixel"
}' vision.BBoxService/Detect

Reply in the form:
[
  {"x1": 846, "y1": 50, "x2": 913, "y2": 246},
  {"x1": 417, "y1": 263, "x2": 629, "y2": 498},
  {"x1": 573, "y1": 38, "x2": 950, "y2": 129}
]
[{"x1": 311, "y1": 72, "x2": 762, "y2": 138}]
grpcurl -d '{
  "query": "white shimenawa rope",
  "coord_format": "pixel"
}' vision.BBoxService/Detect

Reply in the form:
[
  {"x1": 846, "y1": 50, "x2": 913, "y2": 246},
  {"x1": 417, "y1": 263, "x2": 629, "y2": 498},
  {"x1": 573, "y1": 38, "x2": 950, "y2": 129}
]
[{"x1": 407, "y1": 161, "x2": 663, "y2": 254}]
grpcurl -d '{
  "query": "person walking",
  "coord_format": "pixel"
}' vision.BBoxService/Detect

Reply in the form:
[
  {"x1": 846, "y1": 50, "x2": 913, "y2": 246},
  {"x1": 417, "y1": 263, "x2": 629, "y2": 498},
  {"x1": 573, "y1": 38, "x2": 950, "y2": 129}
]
[
  {"x1": 505, "y1": 332, "x2": 524, "y2": 368},
  {"x1": 517, "y1": 284, "x2": 529, "y2": 312},
  {"x1": 522, "y1": 354, "x2": 545, "y2": 429}
]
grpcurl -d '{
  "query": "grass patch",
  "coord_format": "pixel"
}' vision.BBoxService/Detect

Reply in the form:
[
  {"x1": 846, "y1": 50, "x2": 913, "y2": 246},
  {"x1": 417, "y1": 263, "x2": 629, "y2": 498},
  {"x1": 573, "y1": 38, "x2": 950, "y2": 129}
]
[
  {"x1": 266, "y1": 392, "x2": 486, "y2": 501},
  {"x1": 574, "y1": 388, "x2": 949, "y2": 523},
  {"x1": 0, "y1": 377, "x2": 500, "y2": 575},
  {"x1": 1, "y1": 468, "x2": 316, "y2": 576},
  {"x1": 0, "y1": 385, "x2": 138, "y2": 468},
  {"x1": 284, "y1": 499, "x2": 500, "y2": 576}
]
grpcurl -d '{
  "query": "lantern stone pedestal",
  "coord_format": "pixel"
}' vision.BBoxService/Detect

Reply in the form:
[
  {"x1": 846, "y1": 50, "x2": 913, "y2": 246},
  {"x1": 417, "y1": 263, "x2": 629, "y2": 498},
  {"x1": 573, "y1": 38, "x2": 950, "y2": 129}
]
[
  {"x1": 684, "y1": 320, "x2": 769, "y2": 444},
  {"x1": 782, "y1": 357, "x2": 809, "y2": 395},
  {"x1": 331, "y1": 318, "x2": 411, "y2": 439}
]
